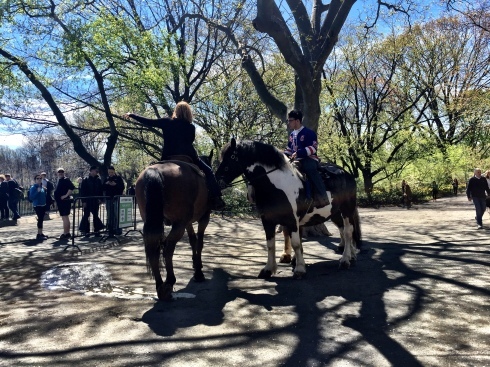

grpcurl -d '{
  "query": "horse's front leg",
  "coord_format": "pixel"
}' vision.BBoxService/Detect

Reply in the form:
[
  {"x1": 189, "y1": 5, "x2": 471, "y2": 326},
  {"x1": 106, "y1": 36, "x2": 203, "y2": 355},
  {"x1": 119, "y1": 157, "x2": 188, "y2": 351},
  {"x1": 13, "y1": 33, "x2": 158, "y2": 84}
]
[
  {"x1": 158, "y1": 223, "x2": 186, "y2": 301},
  {"x1": 290, "y1": 229, "x2": 306, "y2": 279},
  {"x1": 258, "y1": 220, "x2": 278, "y2": 279},
  {"x1": 339, "y1": 217, "x2": 356, "y2": 269},
  {"x1": 190, "y1": 212, "x2": 210, "y2": 282}
]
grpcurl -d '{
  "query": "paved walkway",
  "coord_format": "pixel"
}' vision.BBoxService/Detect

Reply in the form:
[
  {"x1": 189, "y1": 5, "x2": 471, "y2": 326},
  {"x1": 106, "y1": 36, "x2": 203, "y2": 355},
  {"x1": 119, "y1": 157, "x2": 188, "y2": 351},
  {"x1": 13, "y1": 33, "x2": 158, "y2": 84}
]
[{"x1": 0, "y1": 195, "x2": 489, "y2": 366}]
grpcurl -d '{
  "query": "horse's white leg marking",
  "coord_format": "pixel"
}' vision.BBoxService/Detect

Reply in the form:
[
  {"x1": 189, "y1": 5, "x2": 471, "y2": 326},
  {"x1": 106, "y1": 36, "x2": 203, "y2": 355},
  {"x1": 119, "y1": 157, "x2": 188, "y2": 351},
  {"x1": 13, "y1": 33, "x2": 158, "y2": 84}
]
[
  {"x1": 338, "y1": 227, "x2": 345, "y2": 248},
  {"x1": 264, "y1": 236, "x2": 278, "y2": 275},
  {"x1": 291, "y1": 230, "x2": 306, "y2": 275},
  {"x1": 340, "y1": 217, "x2": 354, "y2": 268}
]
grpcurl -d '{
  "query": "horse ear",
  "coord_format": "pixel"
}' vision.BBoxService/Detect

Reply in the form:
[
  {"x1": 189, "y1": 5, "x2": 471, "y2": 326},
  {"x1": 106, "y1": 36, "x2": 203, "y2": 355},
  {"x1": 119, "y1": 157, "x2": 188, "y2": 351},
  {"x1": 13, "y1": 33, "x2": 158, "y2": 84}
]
[{"x1": 231, "y1": 138, "x2": 236, "y2": 149}]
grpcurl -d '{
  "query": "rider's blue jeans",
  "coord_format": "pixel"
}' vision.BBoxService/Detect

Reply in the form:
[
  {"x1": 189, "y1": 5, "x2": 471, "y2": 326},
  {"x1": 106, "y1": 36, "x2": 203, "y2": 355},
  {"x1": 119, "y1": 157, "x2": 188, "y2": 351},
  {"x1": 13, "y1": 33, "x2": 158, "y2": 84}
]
[
  {"x1": 300, "y1": 158, "x2": 327, "y2": 199},
  {"x1": 196, "y1": 158, "x2": 222, "y2": 199}
]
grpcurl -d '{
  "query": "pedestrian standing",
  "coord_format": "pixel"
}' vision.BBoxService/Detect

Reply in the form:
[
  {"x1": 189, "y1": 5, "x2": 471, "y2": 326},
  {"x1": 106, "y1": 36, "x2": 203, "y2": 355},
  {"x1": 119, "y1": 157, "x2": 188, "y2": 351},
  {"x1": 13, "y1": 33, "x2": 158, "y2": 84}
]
[
  {"x1": 402, "y1": 180, "x2": 412, "y2": 209},
  {"x1": 79, "y1": 166, "x2": 105, "y2": 237},
  {"x1": 452, "y1": 178, "x2": 458, "y2": 196},
  {"x1": 5, "y1": 173, "x2": 21, "y2": 224},
  {"x1": 103, "y1": 165, "x2": 125, "y2": 235},
  {"x1": 127, "y1": 184, "x2": 135, "y2": 196},
  {"x1": 466, "y1": 168, "x2": 490, "y2": 230},
  {"x1": 0, "y1": 175, "x2": 9, "y2": 220},
  {"x1": 29, "y1": 175, "x2": 48, "y2": 241},
  {"x1": 40, "y1": 172, "x2": 54, "y2": 220},
  {"x1": 431, "y1": 181, "x2": 438, "y2": 202},
  {"x1": 54, "y1": 168, "x2": 75, "y2": 240}
]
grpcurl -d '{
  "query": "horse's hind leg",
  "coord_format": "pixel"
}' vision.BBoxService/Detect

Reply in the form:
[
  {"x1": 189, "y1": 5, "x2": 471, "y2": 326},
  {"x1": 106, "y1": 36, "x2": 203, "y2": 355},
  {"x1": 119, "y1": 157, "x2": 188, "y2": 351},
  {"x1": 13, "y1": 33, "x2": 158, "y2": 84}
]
[
  {"x1": 339, "y1": 216, "x2": 356, "y2": 269},
  {"x1": 144, "y1": 229, "x2": 165, "y2": 298},
  {"x1": 331, "y1": 211, "x2": 345, "y2": 254},
  {"x1": 158, "y1": 223, "x2": 186, "y2": 301},
  {"x1": 280, "y1": 227, "x2": 292, "y2": 264}
]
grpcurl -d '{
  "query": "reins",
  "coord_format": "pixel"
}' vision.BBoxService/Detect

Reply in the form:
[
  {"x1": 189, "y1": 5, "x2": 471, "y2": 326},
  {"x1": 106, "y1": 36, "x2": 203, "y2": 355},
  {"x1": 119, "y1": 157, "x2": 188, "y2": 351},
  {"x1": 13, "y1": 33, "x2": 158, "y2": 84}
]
[{"x1": 222, "y1": 156, "x2": 296, "y2": 188}]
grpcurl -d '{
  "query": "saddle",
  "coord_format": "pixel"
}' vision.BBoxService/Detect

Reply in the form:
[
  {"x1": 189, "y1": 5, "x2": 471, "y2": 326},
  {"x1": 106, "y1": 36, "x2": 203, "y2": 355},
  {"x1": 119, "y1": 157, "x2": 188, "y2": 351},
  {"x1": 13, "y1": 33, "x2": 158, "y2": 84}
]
[
  {"x1": 293, "y1": 161, "x2": 345, "y2": 195},
  {"x1": 153, "y1": 155, "x2": 205, "y2": 177}
]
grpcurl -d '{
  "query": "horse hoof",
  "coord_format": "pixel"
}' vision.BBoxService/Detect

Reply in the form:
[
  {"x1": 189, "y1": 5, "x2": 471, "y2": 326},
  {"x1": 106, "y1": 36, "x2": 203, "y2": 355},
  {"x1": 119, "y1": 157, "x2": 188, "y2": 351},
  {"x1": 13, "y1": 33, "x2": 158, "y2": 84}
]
[
  {"x1": 279, "y1": 254, "x2": 292, "y2": 264},
  {"x1": 293, "y1": 271, "x2": 306, "y2": 279},
  {"x1": 157, "y1": 284, "x2": 173, "y2": 301},
  {"x1": 258, "y1": 269, "x2": 272, "y2": 279},
  {"x1": 339, "y1": 260, "x2": 350, "y2": 269},
  {"x1": 194, "y1": 271, "x2": 205, "y2": 282}
]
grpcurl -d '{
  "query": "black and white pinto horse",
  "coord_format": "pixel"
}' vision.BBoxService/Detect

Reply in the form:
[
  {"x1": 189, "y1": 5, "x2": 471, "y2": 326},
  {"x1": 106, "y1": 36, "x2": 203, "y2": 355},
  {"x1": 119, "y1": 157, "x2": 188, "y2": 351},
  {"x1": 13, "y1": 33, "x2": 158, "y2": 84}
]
[{"x1": 215, "y1": 138, "x2": 362, "y2": 279}]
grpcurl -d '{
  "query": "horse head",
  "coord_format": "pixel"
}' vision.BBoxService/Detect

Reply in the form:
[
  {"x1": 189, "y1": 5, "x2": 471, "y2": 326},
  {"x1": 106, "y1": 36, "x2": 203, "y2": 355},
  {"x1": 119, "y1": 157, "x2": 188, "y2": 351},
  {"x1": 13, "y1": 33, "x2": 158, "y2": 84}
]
[
  {"x1": 199, "y1": 150, "x2": 214, "y2": 167},
  {"x1": 215, "y1": 138, "x2": 243, "y2": 189}
]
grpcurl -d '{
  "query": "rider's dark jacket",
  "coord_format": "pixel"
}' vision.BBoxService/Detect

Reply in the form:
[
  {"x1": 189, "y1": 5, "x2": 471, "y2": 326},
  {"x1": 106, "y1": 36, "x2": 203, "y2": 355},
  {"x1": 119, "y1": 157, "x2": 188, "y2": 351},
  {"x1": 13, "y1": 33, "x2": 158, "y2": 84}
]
[{"x1": 128, "y1": 114, "x2": 199, "y2": 162}]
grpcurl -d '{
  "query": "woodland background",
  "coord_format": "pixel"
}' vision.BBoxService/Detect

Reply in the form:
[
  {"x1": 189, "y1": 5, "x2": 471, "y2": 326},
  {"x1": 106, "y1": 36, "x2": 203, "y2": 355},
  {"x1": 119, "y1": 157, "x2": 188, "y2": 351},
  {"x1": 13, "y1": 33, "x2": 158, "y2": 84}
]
[{"x1": 0, "y1": 0, "x2": 488, "y2": 209}]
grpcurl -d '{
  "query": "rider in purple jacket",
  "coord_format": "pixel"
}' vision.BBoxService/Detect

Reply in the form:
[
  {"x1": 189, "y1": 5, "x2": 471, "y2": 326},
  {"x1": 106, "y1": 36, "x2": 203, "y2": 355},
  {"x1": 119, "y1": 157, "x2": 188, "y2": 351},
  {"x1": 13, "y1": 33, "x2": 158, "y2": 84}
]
[{"x1": 284, "y1": 110, "x2": 329, "y2": 208}]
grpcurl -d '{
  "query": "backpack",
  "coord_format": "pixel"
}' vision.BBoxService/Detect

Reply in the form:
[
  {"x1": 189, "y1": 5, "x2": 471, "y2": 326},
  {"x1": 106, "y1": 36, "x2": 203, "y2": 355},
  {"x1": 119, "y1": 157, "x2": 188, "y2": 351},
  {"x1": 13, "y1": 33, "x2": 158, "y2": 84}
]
[{"x1": 14, "y1": 187, "x2": 25, "y2": 200}]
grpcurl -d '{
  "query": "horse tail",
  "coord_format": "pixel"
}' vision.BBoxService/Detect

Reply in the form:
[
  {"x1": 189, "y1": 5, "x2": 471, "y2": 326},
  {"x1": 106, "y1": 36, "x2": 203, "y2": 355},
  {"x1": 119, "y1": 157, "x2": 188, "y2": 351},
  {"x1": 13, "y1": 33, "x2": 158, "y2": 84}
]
[
  {"x1": 333, "y1": 169, "x2": 363, "y2": 249},
  {"x1": 352, "y1": 206, "x2": 362, "y2": 249},
  {"x1": 344, "y1": 172, "x2": 362, "y2": 249},
  {"x1": 143, "y1": 167, "x2": 165, "y2": 278}
]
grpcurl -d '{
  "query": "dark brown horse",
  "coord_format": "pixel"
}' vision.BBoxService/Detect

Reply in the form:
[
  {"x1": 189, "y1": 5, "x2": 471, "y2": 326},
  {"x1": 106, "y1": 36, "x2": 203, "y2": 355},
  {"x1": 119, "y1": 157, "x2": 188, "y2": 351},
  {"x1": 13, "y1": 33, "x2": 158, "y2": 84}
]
[{"x1": 135, "y1": 160, "x2": 211, "y2": 300}]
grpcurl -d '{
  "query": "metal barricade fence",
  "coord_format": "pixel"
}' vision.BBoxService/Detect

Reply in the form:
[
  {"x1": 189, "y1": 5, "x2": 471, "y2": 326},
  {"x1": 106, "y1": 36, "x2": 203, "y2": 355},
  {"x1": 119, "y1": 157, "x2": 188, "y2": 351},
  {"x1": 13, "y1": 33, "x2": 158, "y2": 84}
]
[{"x1": 66, "y1": 195, "x2": 141, "y2": 251}]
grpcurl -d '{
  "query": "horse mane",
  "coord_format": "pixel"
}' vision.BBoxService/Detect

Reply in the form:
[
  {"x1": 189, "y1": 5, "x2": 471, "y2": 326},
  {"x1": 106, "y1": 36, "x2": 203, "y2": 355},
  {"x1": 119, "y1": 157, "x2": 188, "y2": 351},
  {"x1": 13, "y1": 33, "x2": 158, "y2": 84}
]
[{"x1": 225, "y1": 140, "x2": 287, "y2": 170}]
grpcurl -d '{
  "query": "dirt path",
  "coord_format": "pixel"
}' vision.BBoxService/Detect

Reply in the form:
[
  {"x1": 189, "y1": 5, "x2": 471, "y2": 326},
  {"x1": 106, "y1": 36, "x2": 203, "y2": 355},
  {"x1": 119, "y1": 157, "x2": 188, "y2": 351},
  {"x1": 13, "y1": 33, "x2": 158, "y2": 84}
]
[{"x1": 0, "y1": 195, "x2": 489, "y2": 366}]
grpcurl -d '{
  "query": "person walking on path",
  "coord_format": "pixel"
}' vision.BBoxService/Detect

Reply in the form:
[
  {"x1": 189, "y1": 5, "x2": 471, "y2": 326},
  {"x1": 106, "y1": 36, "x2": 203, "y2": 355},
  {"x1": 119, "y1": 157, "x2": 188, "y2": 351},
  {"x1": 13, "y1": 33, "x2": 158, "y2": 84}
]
[
  {"x1": 29, "y1": 175, "x2": 48, "y2": 241},
  {"x1": 402, "y1": 180, "x2": 412, "y2": 208},
  {"x1": 452, "y1": 178, "x2": 458, "y2": 196},
  {"x1": 0, "y1": 175, "x2": 9, "y2": 220},
  {"x1": 103, "y1": 165, "x2": 125, "y2": 235},
  {"x1": 124, "y1": 101, "x2": 226, "y2": 211},
  {"x1": 54, "y1": 168, "x2": 75, "y2": 240},
  {"x1": 79, "y1": 166, "x2": 105, "y2": 237},
  {"x1": 466, "y1": 168, "x2": 490, "y2": 230},
  {"x1": 40, "y1": 172, "x2": 54, "y2": 220},
  {"x1": 5, "y1": 173, "x2": 21, "y2": 224},
  {"x1": 431, "y1": 181, "x2": 439, "y2": 202}
]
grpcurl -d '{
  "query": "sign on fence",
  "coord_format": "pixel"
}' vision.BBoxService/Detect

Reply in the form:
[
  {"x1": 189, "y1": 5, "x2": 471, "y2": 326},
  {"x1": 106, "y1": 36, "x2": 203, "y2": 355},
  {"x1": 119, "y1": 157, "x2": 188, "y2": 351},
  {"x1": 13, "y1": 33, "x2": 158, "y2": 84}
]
[{"x1": 118, "y1": 196, "x2": 134, "y2": 228}]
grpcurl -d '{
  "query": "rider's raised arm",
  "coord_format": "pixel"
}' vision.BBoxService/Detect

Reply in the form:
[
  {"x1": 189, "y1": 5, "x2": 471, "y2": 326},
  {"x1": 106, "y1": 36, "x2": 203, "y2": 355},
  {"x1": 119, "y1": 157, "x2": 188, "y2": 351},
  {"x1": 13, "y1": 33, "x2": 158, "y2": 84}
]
[{"x1": 126, "y1": 113, "x2": 171, "y2": 129}]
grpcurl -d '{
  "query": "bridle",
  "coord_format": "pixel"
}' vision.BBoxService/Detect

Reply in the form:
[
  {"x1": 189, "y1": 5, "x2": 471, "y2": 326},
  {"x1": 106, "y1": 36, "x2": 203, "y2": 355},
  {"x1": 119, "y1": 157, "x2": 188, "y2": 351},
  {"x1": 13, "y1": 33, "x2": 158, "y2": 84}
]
[{"x1": 218, "y1": 150, "x2": 295, "y2": 189}]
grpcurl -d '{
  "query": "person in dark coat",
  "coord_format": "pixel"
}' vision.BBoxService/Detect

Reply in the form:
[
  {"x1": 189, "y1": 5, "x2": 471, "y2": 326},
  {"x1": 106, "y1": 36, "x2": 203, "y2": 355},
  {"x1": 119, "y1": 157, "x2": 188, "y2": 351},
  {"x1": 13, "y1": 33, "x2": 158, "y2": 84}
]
[
  {"x1": 5, "y1": 173, "x2": 21, "y2": 224},
  {"x1": 0, "y1": 174, "x2": 9, "y2": 220},
  {"x1": 103, "y1": 165, "x2": 125, "y2": 234},
  {"x1": 79, "y1": 166, "x2": 105, "y2": 236},
  {"x1": 452, "y1": 178, "x2": 459, "y2": 196},
  {"x1": 54, "y1": 167, "x2": 75, "y2": 239},
  {"x1": 123, "y1": 101, "x2": 226, "y2": 211},
  {"x1": 466, "y1": 168, "x2": 490, "y2": 229}
]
